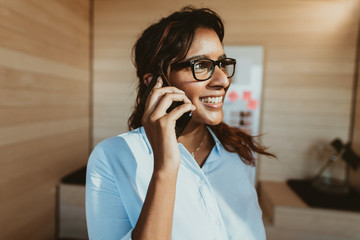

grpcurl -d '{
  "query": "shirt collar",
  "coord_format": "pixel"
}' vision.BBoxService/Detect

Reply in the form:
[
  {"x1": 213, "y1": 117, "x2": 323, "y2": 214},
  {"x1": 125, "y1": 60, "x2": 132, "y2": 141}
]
[
  {"x1": 206, "y1": 126, "x2": 223, "y2": 154},
  {"x1": 140, "y1": 126, "x2": 224, "y2": 155}
]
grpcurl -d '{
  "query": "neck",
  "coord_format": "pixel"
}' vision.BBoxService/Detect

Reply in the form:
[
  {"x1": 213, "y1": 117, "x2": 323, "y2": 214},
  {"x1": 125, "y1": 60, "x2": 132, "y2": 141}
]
[
  {"x1": 178, "y1": 121, "x2": 205, "y2": 140},
  {"x1": 178, "y1": 121, "x2": 208, "y2": 153}
]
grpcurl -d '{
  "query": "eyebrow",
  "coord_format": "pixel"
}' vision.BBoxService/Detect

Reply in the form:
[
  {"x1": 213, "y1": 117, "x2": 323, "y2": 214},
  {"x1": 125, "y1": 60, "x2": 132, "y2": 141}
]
[{"x1": 185, "y1": 53, "x2": 227, "y2": 62}]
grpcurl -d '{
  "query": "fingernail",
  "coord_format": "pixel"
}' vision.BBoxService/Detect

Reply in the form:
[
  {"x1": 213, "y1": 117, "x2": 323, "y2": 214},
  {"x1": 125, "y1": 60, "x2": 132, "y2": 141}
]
[{"x1": 156, "y1": 77, "x2": 163, "y2": 86}]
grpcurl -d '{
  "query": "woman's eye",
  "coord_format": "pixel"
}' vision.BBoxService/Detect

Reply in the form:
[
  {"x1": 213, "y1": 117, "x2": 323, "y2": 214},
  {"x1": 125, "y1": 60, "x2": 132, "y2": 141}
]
[
  {"x1": 219, "y1": 60, "x2": 229, "y2": 68},
  {"x1": 194, "y1": 61, "x2": 210, "y2": 72}
]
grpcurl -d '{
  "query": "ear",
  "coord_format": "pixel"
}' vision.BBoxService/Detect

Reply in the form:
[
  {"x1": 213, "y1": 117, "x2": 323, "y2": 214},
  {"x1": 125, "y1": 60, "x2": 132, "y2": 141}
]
[{"x1": 143, "y1": 73, "x2": 153, "y2": 86}]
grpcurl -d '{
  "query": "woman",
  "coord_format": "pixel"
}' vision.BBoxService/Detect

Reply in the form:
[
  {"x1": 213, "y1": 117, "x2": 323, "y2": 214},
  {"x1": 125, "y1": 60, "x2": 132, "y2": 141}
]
[{"x1": 86, "y1": 6, "x2": 274, "y2": 240}]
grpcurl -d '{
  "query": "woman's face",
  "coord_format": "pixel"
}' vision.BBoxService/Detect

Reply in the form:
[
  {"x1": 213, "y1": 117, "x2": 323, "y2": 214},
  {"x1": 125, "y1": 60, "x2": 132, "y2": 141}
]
[{"x1": 169, "y1": 27, "x2": 230, "y2": 126}]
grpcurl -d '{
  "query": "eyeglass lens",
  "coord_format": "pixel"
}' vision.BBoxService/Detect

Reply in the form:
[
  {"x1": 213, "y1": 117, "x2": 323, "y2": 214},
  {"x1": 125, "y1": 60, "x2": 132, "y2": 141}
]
[{"x1": 193, "y1": 59, "x2": 235, "y2": 80}]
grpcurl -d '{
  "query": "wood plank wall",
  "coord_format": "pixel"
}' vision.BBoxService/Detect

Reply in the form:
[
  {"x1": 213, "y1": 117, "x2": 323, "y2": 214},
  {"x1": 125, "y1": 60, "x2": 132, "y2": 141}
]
[
  {"x1": 350, "y1": 25, "x2": 360, "y2": 190},
  {"x1": 93, "y1": 0, "x2": 360, "y2": 182},
  {"x1": 0, "y1": 1, "x2": 90, "y2": 239}
]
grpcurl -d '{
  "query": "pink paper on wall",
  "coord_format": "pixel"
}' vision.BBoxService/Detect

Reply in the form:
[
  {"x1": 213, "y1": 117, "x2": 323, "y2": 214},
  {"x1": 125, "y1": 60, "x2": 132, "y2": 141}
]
[
  {"x1": 228, "y1": 90, "x2": 239, "y2": 103},
  {"x1": 242, "y1": 91, "x2": 252, "y2": 100},
  {"x1": 246, "y1": 99, "x2": 258, "y2": 110}
]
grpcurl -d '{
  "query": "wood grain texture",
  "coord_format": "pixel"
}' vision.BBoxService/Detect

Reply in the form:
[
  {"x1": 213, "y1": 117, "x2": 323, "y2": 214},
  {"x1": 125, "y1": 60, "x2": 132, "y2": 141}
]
[
  {"x1": 0, "y1": 0, "x2": 90, "y2": 239},
  {"x1": 93, "y1": 0, "x2": 360, "y2": 182},
  {"x1": 349, "y1": 28, "x2": 360, "y2": 190}
]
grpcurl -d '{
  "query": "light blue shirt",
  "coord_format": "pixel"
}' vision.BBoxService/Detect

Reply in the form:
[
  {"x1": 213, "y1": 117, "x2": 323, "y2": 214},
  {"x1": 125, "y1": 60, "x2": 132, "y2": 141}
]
[{"x1": 86, "y1": 127, "x2": 266, "y2": 240}]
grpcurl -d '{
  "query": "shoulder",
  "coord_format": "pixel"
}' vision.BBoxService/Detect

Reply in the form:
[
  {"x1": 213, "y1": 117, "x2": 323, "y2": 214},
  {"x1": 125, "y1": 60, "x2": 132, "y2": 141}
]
[
  {"x1": 93, "y1": 127, "x2": 149, "y2": 154},
  {"x1": 87, "y1": 127, "x2": 151, "y2": 171}
]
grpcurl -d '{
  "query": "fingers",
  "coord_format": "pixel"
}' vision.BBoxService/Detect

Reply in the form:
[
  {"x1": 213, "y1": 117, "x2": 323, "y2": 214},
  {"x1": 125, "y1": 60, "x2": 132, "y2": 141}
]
[
  {"x1": 150, "y1": 92, "x2": 193, "y2": 120},
  {"x1": 145, "y1": 77, "x2": 191, "y2": 114},
  {"x1": 146, "y1": 78, "x2": 185, "y2": 109},
  {"x1": 142, "y1": 77, "x2": 196, "y2": 131},
  {"x1": 164, "y1": 102, "x2": 195, "y2": 121},
  {"x1": 146, "y1": 88, "x2": 188, "y2": 113}
]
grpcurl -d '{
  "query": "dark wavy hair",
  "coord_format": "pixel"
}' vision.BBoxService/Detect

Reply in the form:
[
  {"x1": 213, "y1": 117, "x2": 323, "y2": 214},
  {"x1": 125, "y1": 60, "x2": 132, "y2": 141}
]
[{"x1": 128, "y1": 6, "x2": 275, "y2": 165}]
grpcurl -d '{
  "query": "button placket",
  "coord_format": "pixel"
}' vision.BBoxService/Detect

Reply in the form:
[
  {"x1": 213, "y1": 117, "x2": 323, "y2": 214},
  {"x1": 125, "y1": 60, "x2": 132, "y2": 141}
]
[
  {"x1": 180, "y1": 145, "x2": 226, "y2": 236},
  {"x1": 198, "y1": 181, "x2": 219, "y2": 227}
]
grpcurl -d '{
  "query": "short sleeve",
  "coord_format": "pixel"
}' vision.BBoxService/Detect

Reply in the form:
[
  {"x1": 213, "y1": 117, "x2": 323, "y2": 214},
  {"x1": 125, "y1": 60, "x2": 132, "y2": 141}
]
[{"x1": 86, "y1": 143, "x2": 133, "y2": 240}]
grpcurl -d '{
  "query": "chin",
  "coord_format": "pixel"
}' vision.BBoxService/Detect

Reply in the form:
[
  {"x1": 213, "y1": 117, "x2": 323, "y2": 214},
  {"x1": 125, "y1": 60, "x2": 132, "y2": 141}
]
[
  {"x1": 197, "y1": 112, "x2": 223, "y2": 126},
  {"x1": 206, "y1": 119, "x2": 223, "y2": 126}
]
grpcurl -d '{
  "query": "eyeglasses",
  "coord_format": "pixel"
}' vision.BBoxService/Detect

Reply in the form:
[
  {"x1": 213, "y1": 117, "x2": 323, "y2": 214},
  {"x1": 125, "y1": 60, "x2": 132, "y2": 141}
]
[{"x1": 171, "y1": 58, "x2": 236, "y2": 81}]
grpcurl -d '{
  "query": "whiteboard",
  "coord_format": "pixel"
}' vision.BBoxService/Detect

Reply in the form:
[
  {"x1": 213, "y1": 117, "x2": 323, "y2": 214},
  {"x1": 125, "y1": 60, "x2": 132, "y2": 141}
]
[{"x1": 223, "y1": 46, "x2": 264, "y2": 136}]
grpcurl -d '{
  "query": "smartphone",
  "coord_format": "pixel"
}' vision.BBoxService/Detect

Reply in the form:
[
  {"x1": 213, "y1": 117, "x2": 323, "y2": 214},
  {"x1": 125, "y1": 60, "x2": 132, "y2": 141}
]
[{"x1": 145, "y1": 74, "x2": 192, "y2": 138}]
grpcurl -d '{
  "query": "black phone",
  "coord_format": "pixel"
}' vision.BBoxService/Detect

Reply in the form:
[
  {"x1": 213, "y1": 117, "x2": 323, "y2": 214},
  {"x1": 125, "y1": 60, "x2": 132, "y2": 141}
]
[{"x1": 145, "y1": 74, "x2": 192, "y2": 138}]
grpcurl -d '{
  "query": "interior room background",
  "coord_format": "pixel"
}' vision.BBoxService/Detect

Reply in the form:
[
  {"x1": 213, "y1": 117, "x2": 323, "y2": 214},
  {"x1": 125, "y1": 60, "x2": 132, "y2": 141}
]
[{"x1": 0, "y1": 0, "x2": 359, "y2": 239}]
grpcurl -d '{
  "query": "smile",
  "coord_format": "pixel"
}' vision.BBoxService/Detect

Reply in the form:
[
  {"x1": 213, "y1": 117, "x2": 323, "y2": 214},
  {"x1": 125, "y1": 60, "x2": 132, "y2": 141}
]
[{"x1": 200, "y1": 96, "x2": 223, "y2": 104}]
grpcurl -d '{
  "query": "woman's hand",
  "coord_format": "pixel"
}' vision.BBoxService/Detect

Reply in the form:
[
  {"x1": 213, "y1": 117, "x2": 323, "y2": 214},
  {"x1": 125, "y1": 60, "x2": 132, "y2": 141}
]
[{"x1": 142, "y1": 77, "x2": 195, "y2": 173}]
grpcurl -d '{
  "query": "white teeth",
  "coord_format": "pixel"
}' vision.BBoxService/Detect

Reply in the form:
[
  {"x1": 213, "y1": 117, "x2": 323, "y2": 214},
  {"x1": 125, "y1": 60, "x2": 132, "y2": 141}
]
[{"x1": 201, "y1": 96, "x2": 223, "y2": 104}]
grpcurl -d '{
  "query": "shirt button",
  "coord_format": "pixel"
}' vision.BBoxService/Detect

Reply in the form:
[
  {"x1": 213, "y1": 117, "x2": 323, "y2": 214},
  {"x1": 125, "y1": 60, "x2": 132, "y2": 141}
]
[{"x1": 216, "y1": 219, "x2": 221, "y2": 226}]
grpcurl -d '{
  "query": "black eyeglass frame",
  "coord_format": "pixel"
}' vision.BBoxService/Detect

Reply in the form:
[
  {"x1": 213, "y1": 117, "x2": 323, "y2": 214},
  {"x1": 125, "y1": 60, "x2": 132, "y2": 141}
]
[{"x1": 171, "y1": 58, "x2": 237, "y2": 81}]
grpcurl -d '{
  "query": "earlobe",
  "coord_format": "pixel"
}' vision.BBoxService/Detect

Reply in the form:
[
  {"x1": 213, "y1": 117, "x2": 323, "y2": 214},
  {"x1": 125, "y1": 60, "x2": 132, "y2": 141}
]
[{"x1": 143, "y1": 73, "x2": 153, "y2": 86}]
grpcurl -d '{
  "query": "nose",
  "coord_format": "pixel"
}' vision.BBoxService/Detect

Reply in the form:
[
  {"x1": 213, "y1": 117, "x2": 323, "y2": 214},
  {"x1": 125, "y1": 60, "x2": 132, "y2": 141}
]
[{"x1": 208, "y1": 66, "x2": 230, "y2": 89}]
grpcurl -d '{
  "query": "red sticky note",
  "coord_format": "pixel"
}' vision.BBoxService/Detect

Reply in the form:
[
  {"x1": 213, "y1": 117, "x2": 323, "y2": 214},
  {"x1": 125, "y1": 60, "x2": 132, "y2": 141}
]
[
  {"x1": 228, "y1": 90, "x2": 239, "y2": 103},
  {"x1": 246, "y1": 99, "x2": 258, "y2": 110},
  {"x1": 242, "y1": 91, "x2": 252, "y2": 100}
]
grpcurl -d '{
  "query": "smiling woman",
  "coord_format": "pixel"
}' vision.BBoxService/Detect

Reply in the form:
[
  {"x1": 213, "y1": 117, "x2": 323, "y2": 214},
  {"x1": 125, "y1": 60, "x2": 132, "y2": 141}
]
[{"x1": 86, "y1": 6, "x2": 275, "y2": 240}]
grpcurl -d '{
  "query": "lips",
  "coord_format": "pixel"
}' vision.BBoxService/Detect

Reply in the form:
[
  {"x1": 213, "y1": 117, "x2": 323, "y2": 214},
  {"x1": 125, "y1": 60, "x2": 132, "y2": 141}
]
[{"x1": 200, "y1": 96, "x2": 223, "y2": 104}]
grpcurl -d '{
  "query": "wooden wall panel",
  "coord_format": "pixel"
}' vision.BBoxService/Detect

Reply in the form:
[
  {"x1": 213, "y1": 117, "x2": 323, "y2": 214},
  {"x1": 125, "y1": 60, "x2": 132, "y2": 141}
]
[
  {"x1": 93, "y1": 0, "x2": 360, "y2": 181},
  {"x1": 0, "y1": 1, "x2": 90, "y2": 239},
  {"x1": 350, "y1": 28, "x2": 360, "y2": 190}
]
